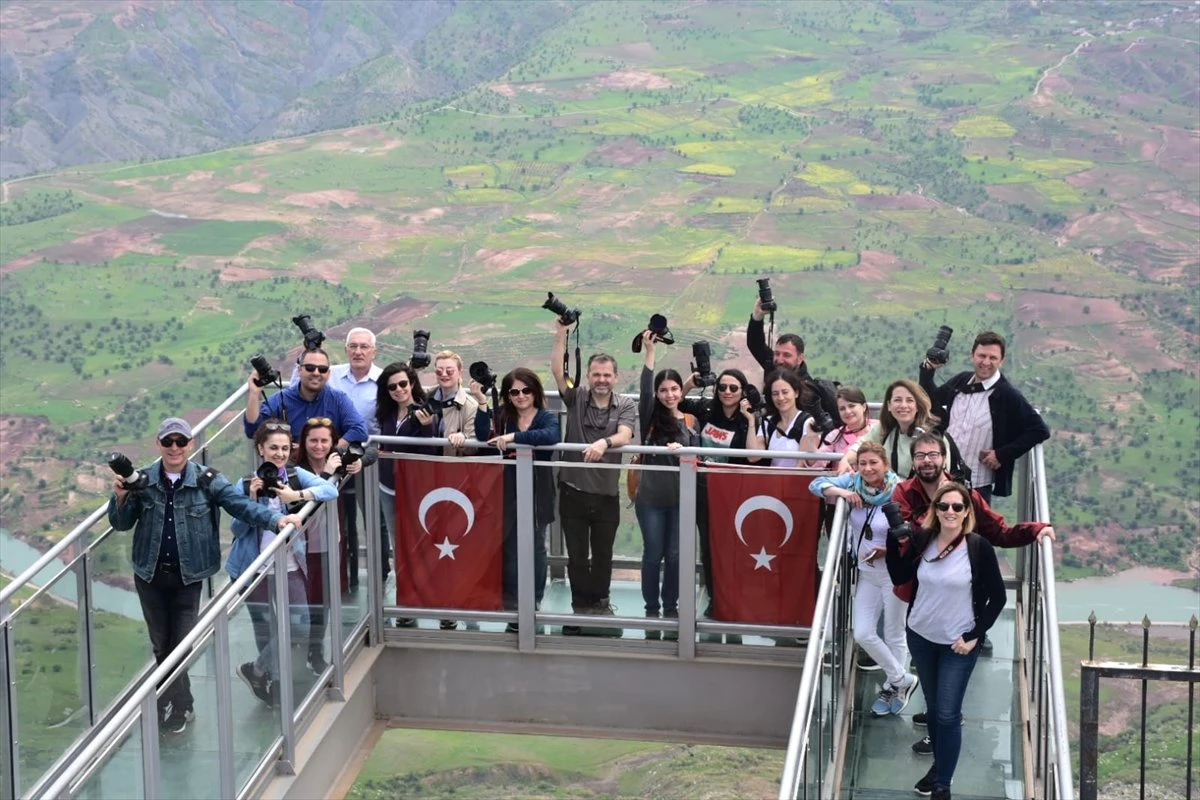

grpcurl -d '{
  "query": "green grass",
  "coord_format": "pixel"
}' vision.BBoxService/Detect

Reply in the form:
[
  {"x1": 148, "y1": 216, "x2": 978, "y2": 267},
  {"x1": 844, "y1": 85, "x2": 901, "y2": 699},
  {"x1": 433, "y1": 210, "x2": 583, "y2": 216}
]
[{"x1": 157, "y1": 220, "x2": 286, "y2": 257}]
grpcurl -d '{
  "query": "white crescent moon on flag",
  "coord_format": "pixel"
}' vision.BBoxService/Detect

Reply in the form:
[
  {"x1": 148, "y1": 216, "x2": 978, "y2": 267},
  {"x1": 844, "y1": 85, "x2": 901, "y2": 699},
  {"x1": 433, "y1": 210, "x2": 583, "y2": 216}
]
[
  {"x1": 733, "y1": 495, "x2": 794, "y2": 548},
  {"x1": 417, "y1": 487, "x2": 476, "y2": 537}
]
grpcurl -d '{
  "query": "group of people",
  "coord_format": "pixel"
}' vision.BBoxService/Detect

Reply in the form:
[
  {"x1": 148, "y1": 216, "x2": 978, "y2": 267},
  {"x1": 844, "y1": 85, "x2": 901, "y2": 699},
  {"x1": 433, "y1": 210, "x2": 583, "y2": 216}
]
[{"x1": 108, "y1": 295, "x2": 1052, "y2": 794}]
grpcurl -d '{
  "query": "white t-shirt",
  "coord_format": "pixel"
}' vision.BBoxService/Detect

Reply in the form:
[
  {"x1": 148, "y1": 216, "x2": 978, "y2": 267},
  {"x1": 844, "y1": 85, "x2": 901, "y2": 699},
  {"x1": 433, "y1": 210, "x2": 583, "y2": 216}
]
[
  {"x1": 907, "y1": 541, "x2": 974, "y2": 645},
  {"x1": 762, "y1": 414, "x2": 814, "y2": 469}
]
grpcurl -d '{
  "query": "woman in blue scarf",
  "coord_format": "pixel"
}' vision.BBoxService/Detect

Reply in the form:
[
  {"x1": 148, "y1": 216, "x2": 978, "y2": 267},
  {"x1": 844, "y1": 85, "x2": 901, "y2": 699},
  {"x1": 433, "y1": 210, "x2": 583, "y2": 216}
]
[{"x1": 810, "y1": 440, "x2": 919, "y2": 717}]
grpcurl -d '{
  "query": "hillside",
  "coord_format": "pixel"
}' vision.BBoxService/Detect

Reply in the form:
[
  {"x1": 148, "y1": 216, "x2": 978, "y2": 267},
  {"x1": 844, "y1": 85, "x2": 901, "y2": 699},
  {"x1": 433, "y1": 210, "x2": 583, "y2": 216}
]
[
  {"x1": 0, "y1": 0, "x2": 574, "y2": 179},
  {"x1": 0, "y1": 0, "x2": 1197, "y2": 577}
]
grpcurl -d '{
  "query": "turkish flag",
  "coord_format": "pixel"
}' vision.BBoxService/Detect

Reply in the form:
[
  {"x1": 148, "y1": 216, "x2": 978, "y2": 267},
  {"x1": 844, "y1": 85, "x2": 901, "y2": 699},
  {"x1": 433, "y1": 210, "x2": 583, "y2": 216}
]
[
  {"x1": 705, "y1": 467, "x2": 821, "y2": 625},
  {"x1": 394, "y1": 459, "x2": 504, "y2": 610}
]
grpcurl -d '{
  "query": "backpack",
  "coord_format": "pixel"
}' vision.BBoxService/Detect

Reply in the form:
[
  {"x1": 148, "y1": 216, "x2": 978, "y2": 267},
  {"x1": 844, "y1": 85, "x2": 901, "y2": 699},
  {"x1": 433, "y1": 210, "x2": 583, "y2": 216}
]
[{"x1": 892, "y1": 531, "x2": 984, "y2": 603}]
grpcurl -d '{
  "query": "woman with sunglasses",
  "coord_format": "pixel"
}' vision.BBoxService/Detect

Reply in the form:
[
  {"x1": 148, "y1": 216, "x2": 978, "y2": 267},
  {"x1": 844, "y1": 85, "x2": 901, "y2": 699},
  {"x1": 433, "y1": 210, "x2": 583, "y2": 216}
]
[
  {"x1": 809, "y1": 385, "x2": 876, "y2": 469},
  {"x1": 470, "y1": 368, "x2": 561, "y2": 630},
  {"x1": 636, "y1": 331, "x2": 701, "y2": 638},
  {"x1": 886, "y1": 481, "x2": 1006, "y2": 800},
  {"x1": 840, "y1": 379, "x2": 942, "y2": 479},
  {"x1": 372, "y1": 362, "x2": 439, "y2": 625},
  {"x1": 433, "y1": 350, "x2": 480, "y2": 457},
  {"x1": 227, "y1": 419, "x2": 338, "y2": 707},
  {"x1": 810, "y1": 441, "x2": 918, "y2": 716},
  {"x1": 679, "y1": 368, "x2": 763, "y2": 621}
]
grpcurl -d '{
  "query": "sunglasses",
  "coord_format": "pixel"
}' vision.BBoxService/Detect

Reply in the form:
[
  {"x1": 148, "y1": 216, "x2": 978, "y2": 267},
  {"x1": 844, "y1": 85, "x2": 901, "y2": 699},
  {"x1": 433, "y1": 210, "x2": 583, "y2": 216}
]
[
  {"x1": 435, "y1": 367, "x2": 457, "y2": 376},
  {"x1": 717, "y1": 383, "x2": 741, "y2": 393},
  {"x1": 262, "y1": 422, "x2": 291, "y2": 434},
  {"x1": 160, "y1": 436, "x2": 191, "y2": 449},
  {"x1": 301, "y1": 364, "x2": 330, "y2": 374},
  {"x1": 306, "y1": 417, "x2": 333, "y2": 427},
  {"x1": 387, "y1": 379, "x2": 410, "y2": 391},
  {"x1": 508, "y1": 387, "x2": 535, "y2": 397},
  {"x1": 935, "y1": 502, "x2": 967, "y2": 513}
]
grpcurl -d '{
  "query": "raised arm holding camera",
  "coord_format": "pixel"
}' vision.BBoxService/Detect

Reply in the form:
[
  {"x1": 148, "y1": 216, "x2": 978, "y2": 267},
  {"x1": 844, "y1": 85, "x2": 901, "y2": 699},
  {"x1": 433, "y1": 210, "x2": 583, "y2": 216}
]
[
  {"x1": 244, "y1": 347, "x2": 368, "y2": 447},
  {"x1": 919, "y1": 331, "x2": 1049, "y2": 502},
  {"x1": 106, "y1": 417, "x2": 305, "y2": 734}
]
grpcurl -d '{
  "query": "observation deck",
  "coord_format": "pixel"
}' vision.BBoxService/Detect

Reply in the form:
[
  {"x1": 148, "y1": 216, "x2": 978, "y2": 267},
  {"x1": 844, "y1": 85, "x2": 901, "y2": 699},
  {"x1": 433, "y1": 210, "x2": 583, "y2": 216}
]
[{"x1": 0, "y1": 386, "x2": 1073, "y2": 799}]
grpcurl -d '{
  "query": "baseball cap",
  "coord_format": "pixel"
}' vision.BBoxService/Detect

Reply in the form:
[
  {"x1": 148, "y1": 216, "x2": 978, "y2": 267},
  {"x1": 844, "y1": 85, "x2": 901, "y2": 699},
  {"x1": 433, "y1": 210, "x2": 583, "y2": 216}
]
[{"x1": 156, "y1": 417, "x2": 193, "y2": 440}]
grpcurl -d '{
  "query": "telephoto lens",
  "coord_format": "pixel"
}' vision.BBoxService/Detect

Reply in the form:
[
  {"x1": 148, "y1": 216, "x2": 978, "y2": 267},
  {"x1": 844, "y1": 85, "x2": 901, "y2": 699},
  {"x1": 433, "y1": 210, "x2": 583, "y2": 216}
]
[
  {"x1": 925, "y1": 325, "x2": 954, "y2": 365},
  {"x1": 410, "y1": 330, "x2": 432, "y2": 370},
  {"x1": 249, "y1": 354, "x2": 280, "y2": 387},
  {"x1": 882, "y1": 501, "x2": 914, "y2": 541},
  {"x1": 469, "y1": 361, "x2": 497, "y2": 390},
  {"x1": 256, "y1": 461, "x2": 282, "y2": 493},
  {"x1": 756, "y1": 277, "x2": 777, "y2": 313},
  {"x1": 542, "y1": 292, "x2": 581, "y2": 326},
  {"x1": 690, "y1": 341, "x2": 716, "y2": 388},
  {"x1": 107, "y1": 452, "x2": 150, "y2": 491},
  {"x1": 292, "y1": 314, "x2": 326, "y2": 351}
]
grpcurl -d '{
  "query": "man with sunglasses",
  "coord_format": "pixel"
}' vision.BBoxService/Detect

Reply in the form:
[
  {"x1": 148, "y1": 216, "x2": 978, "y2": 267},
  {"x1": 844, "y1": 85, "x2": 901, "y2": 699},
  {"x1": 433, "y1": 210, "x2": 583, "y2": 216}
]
[
  {"x1": 244, "y1": 347, "x2": 368, "y2": 446},
  {"x1": 891, "y1": 432, "x2": 1054, "y2": 755},
  {"x1": 108, "y1": 417, "x2": 304, "y2": 735}
]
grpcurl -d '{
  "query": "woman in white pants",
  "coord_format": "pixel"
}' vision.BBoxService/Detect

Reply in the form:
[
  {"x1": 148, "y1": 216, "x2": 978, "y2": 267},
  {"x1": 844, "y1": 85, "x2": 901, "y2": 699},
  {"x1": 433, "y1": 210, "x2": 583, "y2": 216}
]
[{"x1": 810, "y1": 440, "x2": 919, "y2": 716}]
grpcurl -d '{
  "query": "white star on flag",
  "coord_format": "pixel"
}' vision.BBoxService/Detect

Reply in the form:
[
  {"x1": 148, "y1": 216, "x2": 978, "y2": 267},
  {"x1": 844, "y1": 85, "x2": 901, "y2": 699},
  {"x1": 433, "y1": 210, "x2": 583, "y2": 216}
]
[
  {"x1": 751, "y1": 546, "x2": 776, "y2": 571},
  {"x1": 434, "y1": 537, "x2": 459, "y2": 560}
]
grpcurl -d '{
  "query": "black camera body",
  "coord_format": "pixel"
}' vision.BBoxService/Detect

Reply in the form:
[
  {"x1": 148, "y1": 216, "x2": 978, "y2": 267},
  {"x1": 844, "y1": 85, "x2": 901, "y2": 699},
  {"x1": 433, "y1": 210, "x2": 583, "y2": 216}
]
[
  {"x1": 469, "y1": 361, "x2": 497, "y2": 391},
  {"x1": 800, "y1": 382, "x2": 837, "y2": 434},
  {"x1": 107, "y1": 453, "x2": 149, "y2": 491},
  {"x1": 743, "y1": 384, "x2": 765, "y2": 413},
  {"x1": 333, "y1": 442, "x2": 365, "y2": 474},
  {"x1": 690, "y1": 341, "x2": 716, "y2": 388},
  {"x1": 543, "y1": 292, "x2": 581, "y2": 326},
  {"x1": 926, "y1": 325, "x2": 954, "y2": 365},
  {"x1": 250, "y1": 354, "x2": 280, "y2": 387},
  {"x1": 256, "y1": 462, "x2": 283, "y2": 493},
  {"x1": 410, "y1": 330, "x2": 431, "y2": 370},
  {"x1": 292, "y1": 314, "x2": 325, "y2": 352},
  {"x1": 757, "y1": 277, "x2": 777, "y2": 313},
  {"x1": 631, "y1": 314, "x2": 675, "y2": 352},
  {"x1": 882, "y1": 501, "x2": 915, "y2": 542}
]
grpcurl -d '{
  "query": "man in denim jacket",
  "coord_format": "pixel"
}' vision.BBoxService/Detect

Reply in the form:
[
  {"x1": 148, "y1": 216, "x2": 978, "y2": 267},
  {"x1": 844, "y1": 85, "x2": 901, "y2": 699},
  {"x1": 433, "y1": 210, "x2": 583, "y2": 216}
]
[{"x1": 107, "y1": 417, "x2": 303, "y2": 734}]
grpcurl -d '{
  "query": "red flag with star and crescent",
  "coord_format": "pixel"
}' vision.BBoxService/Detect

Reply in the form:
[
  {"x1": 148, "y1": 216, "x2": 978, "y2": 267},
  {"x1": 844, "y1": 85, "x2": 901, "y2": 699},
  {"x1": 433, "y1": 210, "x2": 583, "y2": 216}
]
[
  {"x1": 705, "y1": 467, "x2": 821, "y2": 625},
  {"x1": 394, "y1": 459, "x2": 504, "y2": 610}
]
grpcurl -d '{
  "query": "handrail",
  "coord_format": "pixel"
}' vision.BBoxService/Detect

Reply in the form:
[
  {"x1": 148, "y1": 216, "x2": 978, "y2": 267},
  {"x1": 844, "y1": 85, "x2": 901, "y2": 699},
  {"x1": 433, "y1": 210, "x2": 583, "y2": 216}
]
[
  {"x1": 38, "y1": 495, "x2": 319, "y2": 799},
  {"x1": 0, "y1": 383, "x2": 250, "y2": 611},
  {"x1": 1033, "y1": 444, "x2": 1075, "y2": 800},
  {"x1": 778, "y1": 497, "x2": 848, "y2": 799}
]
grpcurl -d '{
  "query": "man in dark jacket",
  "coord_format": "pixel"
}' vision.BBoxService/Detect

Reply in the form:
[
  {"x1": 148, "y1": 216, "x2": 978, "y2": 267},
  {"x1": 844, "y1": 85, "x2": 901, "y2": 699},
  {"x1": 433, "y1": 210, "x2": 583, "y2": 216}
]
[
  {"x1": 108, "y1": 417, "x2": 303, "y2": 734},
  {"x1": 746, "y1": 296, "x2": 840, "y2": 425},
  {"x1": 919, "y1": 331, "x2": 1049, "y2": 501}
]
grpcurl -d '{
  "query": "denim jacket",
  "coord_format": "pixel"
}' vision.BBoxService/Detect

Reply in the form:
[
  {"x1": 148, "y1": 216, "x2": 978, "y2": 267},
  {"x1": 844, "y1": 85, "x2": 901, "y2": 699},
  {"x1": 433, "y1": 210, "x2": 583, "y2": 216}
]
[
  {"x1": 226, "y1": 466, "x2": 338, "y2": 580},
  {"x1": 107, "y1": 461, "x2": 282, "y2": 586}
]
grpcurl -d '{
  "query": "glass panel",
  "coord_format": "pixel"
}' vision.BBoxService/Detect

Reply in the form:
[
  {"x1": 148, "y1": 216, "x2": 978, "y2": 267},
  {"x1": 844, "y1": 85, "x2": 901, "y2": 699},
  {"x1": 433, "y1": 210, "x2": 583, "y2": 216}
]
[
  {"x1": 11, "y1": 568, "x2": 88, "y2": 794},
  {"x1": 299, "y1": 524, "x2": 334, "y2": 688},
  {"x1": 73, "y1": 718, "x2": 143, "y2": 800},
  {"x1": 154, "y1": 637, "x2": 222, "y2": 800},
  {"x1": 88, "y1": 533, "x2": 153, "y2": 715},
  {"x1": 227, "y1": 568, "x2": 283, "y2": 792}
]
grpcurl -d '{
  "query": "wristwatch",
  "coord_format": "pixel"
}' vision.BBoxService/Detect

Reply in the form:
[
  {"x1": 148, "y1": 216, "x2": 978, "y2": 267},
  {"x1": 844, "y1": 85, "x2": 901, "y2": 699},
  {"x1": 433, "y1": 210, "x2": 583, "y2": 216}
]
[{"x1": 604, "y1": 436, "x2": 613, "y2": 448}]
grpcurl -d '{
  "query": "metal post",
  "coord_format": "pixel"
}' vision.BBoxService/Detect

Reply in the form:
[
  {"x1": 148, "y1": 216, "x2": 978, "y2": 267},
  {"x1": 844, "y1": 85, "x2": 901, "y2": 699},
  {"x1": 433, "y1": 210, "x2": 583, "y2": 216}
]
[
  {"x1": 1187, "y1": 616, "x2": 1197, "y2": 800},
  {"x1": 363, "y1": 464, "x2": 383, "y2": 648},
  {"x1": 1, "y1": 599, "x2": 19, "y2": 800},
  {"x1": 515, "y1": 449, "x2": 535, "y2": 652},
  {"x1": 324, "y1": 498, "x2": 346, "y2": 699},
  {"x1": 140, "y1": 692, "x2": 162, "y2": 798},
  {"x1": 213, "y1": 612, "x2": 237, "y2": 800},
  {"x1": 1138, "y1": 616, "x2": 1150, "y2": 800},
  {"x1": 76, "y1": 550, "x2": 97, "y2": 727},
  {"x1": 677, "y1": 457, "x2": 698, "y2": 659},
  {"x1": 272, "y1": 550, "x2": 296, "y2": 773},
  {"x1": 1079, "y1": 666, "x2": 1100, "y2": 800}
]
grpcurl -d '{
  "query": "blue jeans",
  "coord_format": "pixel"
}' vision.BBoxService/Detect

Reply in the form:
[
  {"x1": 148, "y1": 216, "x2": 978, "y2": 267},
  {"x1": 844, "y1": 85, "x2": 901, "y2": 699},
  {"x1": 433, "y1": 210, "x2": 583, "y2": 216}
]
[
  {"x1": 635, "y1": 499, "x2": 679, "y2": 615},
  {"x1": 907, "y1": 628, "x2": 981, "y2": 790}
]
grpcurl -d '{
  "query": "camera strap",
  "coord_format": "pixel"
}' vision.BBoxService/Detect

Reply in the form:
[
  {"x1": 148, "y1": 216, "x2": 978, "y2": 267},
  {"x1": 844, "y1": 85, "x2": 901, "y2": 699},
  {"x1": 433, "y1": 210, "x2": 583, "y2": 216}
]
[{"x1": 570, "y1": 324, "x2": 581, "y2": 388}]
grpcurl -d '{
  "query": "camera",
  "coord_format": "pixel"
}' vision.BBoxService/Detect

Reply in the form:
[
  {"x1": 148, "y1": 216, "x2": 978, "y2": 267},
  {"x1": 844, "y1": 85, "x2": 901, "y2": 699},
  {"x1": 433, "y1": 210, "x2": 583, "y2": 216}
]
[
  {"x1": 469, "y1": 361, "x2": 497, "y2": 391},
  {"x1": 410, "y1": 330, "x2": 431, "y2": 370},
  {"x1": 542, "y1": 292, "x2": 581, "y2": 326},
  {"x1": 333, "y1": 442, "x2": 365, "y2": 474},
  {"x1": 743, "y1": 384, "x2": 765, "y2": 412},
  {"x1": 925, "y1": 325, "x2": 954, "y2": 365},
  {"x1": 256, "y1": 462, "x2": 283, "y2": 493},
  {"x1": 631, "y1": 314, "x2": 675, "y2": 352},
  {"x1": 800, "y1": 383, "x2": 837, "y2": 434},
  {"x1": 757, "y1": 278, "x2": 777, "y2": 314},
  {"x1": 249, "y1": 354, "x2": 280, "y2": 387},
  {"x1": 107, "y1": 453, "x2": 149, "y2": 491},
  {"x1": 690, "y1": 342, "x2": 716, "y2": 388},
  {"x1": 292, "y1": 314, "x2": 325, "y2": 352},
  {"x1": 882, "y1": 501, "x2": 915, "y2": 542}
]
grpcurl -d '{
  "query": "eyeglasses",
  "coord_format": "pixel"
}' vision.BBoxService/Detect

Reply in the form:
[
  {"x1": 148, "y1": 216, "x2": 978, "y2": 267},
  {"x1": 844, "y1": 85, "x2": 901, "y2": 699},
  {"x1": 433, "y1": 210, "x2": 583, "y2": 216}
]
[
  {"x1": 934, "y1": 502, "x2": 966, "y2": 513},
  {"x1": 507, "y1": 387, "x2": 534, "y2": 397},
  {"x1": 306, "y1": 417, "x2": 333, "y2": 427},
  {"x1": 262, "y1": 422, "x2": 291, "y2": 433},
  {"x1": 301, "y1": 364, "x2": 330, "y2": 374},
  {"x1": 717, "y1": 383, "x2": 741, "y2": 393},
  {"x1": 913, "y1": 452, "x2": 942, "y2": 462},
  {"x1": 387, "y1": 380, "x2": 410, "y2": 391},
  {"x1": 346, "y1": 343, "x2": 374, "y2": 351},
  {"x1": 160, "y1": 436, "x2": 190, "y2": 448}
]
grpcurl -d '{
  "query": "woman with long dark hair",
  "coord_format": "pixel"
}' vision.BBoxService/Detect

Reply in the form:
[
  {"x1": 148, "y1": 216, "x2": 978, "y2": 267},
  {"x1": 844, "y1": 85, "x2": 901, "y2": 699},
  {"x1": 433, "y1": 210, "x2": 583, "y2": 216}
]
[
  {"x1": 637, "y1": 331, "x2": 700, "y2": 638},
  {"x1": 293, "y1": 417, "x2": 344, "y2": 674},
  {"x1": 886, "y1": 481, "x2": 1006, "y2": 800},
  {"x1": 808, "y1": 385, "x2": 876, "y2": 469},
  {"x1": 470, "y1": 367, "x2": 561, "y2": 630},
  {"x1": 841, "y1": 378, "x2": 941, "y2": 479},
  {"x1": 753, "y1": 369, "x2": 820, "y2": 467}
]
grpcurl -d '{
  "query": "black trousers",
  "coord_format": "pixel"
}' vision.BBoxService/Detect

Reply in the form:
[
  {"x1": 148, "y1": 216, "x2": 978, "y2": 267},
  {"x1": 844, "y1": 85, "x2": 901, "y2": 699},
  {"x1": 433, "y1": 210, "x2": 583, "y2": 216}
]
[
  {"x1": 558, "y1": 484, "x2": 619, "y2": 609},
  {"x1": 342, "y1": 475, "x2": 391, "y2": 586},
  {"x1": 135, "y1": 566, "x2": 203, "y2": 716}
]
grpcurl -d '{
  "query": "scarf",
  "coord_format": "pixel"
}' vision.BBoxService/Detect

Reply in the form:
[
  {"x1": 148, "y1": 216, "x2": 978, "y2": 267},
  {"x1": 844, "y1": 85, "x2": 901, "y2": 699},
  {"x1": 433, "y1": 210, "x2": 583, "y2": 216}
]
[{"x1": 849, "y1": 470, "x2": 900, "y2": 506}]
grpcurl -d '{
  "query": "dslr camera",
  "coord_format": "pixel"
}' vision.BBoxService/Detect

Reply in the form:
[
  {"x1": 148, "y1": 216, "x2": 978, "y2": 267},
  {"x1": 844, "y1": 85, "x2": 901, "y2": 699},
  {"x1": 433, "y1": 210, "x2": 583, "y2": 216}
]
[
  {"x1": 631, "y1": 314, "x2": 675, "y2": 352},
  {"x1": 469, "y1": 361, "x2": 497, "y2": 391},
  {"x1": 800, "y1": 383, "x2": 837, "y2": 434},
  {"x1": 256, "y1": 462, "x2": 284, "y2": 493},
  {"x1": 542, "y1": 292, "x2": 581, "y2": 326},
  {"x1": 757, "y1": 277, "x2": 777, "y2": 314},
  {"x1": 292, "y1": 314, "x2": 325, "y2": 352},
  {"x1": 882, "y1": 501, "x2": 915, "y2": 542},
  {"x1": 743, "y1": 384, "x2": 766, "y2": 413},
  {"x1": 333, "y1": 442, "x2": 365, "y2": 475},
  {"x1": 410, "y1": 329, "x2": 431, "y2": 370},
  {"x1": 925, "y1": 325, "x2": 953, "y2": 366},
  {"x1": 690, "y1": 341, "x2": 716, "y2": 389},
  {"x1": 107, "y1": 453, "x2": 150, "y2": 492},
  {"x1": 249, "y1": 354, "x2": 280, "y2": 387}
]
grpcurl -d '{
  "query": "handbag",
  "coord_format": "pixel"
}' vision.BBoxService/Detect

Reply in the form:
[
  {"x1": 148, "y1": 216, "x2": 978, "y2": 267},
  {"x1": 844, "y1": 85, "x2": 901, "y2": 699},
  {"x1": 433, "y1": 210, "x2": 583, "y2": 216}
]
[{"x1": 626, "y1": 413, "x2": 695, "y2": 504}]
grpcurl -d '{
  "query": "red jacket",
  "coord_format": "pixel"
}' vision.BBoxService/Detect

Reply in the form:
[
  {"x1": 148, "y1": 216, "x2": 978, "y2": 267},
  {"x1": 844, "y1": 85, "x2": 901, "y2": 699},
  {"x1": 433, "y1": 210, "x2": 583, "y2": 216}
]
[{"x1": 892, "y1": 473, "x2": 1046, "y2": 548}]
